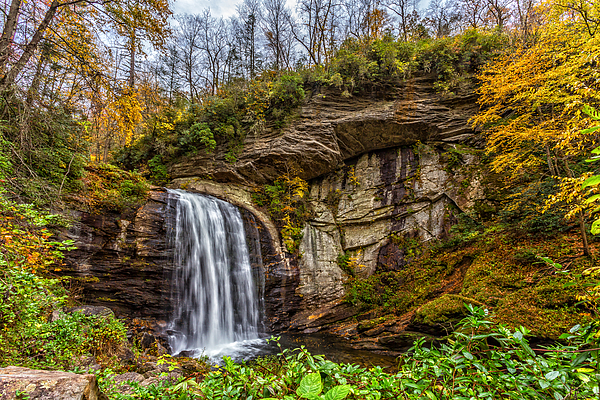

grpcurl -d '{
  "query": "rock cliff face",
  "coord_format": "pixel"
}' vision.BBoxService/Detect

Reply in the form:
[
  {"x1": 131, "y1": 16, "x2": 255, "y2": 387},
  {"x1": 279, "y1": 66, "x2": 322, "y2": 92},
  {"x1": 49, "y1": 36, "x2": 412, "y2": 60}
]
[
  {"x1": 60, "y1": 190, "x2": 174, "y2": 320},
  {"x1": 291, "y1": 143, "x2": 483, "y2": 330},
  {"x1": 64, "y1": 74, "x2": 483, "y2": 337}
]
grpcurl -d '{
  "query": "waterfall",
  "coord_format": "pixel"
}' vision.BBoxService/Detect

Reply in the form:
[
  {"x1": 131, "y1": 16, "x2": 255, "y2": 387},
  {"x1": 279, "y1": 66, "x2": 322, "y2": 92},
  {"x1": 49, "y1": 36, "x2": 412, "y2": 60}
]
[{"x1": 167, "y1": 189, "x2": 262, "y2": 357}]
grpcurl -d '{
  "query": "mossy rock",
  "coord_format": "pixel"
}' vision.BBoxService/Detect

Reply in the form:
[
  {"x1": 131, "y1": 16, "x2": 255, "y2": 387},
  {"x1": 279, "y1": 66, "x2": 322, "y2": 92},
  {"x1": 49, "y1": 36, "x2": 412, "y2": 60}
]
[
  {"x1": 346, "y1": 228, "x2": 596, "y2": 340},
  {"x1": 414, "y1": 294, "x2": 484, "y2": 326},
  {"x1": 357, "y1": 317, "x2": 386, "y2": 332},
  {"x1": 495, "y1": 282, "x2": 588, "y2": 338}
]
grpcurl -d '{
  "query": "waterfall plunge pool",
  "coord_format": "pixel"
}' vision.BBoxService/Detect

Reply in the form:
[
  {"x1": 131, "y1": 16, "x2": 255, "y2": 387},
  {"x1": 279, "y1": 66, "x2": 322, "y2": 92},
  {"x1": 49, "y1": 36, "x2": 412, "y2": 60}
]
[{"x1": 170, "y1": 333, "x2": 399, "y2": 371}]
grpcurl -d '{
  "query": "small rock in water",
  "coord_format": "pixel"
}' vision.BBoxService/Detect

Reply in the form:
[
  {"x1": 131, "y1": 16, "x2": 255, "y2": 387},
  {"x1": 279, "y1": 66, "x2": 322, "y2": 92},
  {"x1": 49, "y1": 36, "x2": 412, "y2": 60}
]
[
  {"x1": 303, "y1": 327, "x2": 321, "y2": 334},
  {"x1": 176, "y1": 350, "x2": 196, "y2": 358}
]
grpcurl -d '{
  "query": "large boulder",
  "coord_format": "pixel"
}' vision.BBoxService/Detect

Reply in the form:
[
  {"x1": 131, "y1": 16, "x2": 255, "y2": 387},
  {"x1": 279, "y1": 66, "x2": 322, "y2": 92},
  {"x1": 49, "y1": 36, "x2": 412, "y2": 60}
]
[{"x1": 0, "y1": 366, "x2": 105, "y2": 400}]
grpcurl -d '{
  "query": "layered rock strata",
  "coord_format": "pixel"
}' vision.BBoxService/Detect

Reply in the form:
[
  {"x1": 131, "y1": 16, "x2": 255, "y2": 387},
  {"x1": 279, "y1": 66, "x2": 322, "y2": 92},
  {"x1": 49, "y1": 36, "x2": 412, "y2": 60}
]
[
  {"x1": 59, "y1": 189, "x2": 294, "y2": 331},
  {"x1": 170, "y1": 76, "x2": 478, "y2": 184}
]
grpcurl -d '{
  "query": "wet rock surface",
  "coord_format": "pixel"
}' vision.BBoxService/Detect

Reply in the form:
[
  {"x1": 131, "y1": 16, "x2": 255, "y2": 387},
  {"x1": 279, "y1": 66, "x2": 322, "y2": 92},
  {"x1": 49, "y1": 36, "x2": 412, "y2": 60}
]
[
  {"x1": 60, "y1": 188, "x2": 295, "y2": 332},
  {"x1": 58, "y1": 189, "x2": 174, "y2": 320}
]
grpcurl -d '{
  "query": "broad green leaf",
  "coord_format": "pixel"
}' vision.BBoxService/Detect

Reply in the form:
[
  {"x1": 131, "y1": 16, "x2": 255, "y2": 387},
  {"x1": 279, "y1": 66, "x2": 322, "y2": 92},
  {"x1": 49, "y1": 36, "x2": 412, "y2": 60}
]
[
  {"x1": 583, "y1": 175, "x2": 600, "y2": 189},
  {"x1": 577, "y1": 367, "x2": 595, "y2": 373},
  {"x1": 585, "y1": 194, "x2": 600, "y2": 204},
  {"x1": 575, "y1": 372, "x2": 591, "y2": 383},
  {"x1": 539, "y1": 380, "x2": 551, "y2": 389},
  {"x1": 592, "y1": 219, "x2": 600, "y2": 235},
  {"x1": 520, "y1": 342, "x2": 536, "y2": 357},
  {"x1": 553, "y1": 391, "x2": 564, "y2": 400},
  {"x1": 545, "y1": 371, "x2": 559, "y2": 381},
  {"x1": 462, "y1": 350, "x2": 473, "y2": 360},
  {"x1": 581, "y1": 126, "x2": 600, "y2": 134},
  {"x1": 323, "y1": 385, "x2": 352, "y2": 400},
  {"x1": 583, "y1": 105, "x2": 600, "y2": 120},
  {"x1": 404, "y1": 382, "x2": 424, "y2": 389},
  {"x1": 514, "y1": 331, "x2": 523, "y2": 341},
  {"x1": 572, "y1": 352, "x2": 589, "y2": 368},
  {"x1": 585, "y1": 155, "x2": 600, "y2": 162},
  {"x1": 297, "y1": 373, "x2": 322, "y2": 398}
]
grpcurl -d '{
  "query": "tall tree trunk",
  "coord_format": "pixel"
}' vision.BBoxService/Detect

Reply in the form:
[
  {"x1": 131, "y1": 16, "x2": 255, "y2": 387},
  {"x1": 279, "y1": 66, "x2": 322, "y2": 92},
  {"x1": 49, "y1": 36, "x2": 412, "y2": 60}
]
[
  {"x1": 26, "y1": 50, "x2": 49, "y2": 106},
  {"x1": 128, "y1": 33, "x2": 136, "y2": 88},
  {"x1": 0, "y1": 0, "x2": 23, "y2": 73},
  {"x1": 579, "y1": 211, "x2": 591, "y2": 257},
  {"x1": 545, "y1": 144, "x2": 557, "y2": 176},
  {"x1": 3, "y1": 0, "x2": 60, "y2": 88}
]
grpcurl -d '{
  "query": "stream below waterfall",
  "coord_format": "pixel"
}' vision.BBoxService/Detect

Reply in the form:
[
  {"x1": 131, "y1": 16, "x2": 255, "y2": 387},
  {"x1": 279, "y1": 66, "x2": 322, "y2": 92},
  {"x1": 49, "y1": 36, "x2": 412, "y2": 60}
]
[{"x1": 166, "y1": 189, "x2": 398, "y2": 369}]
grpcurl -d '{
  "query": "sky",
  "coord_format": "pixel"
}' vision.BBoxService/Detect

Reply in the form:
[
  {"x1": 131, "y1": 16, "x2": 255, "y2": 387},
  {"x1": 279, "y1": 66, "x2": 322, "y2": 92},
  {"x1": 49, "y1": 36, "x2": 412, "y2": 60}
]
[
  {"x1": 172, "y1": 0, "x2": 432, "y2": 19},
  {"x1": 172, "y1": 0, "x2": 245, "y2": 18}
]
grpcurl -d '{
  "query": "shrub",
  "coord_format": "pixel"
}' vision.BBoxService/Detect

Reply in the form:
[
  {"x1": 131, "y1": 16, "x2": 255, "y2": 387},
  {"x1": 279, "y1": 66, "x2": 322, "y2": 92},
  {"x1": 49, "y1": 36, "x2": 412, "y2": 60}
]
[
  {"x1": 252, "y1": 169, "x2": 311, "y2": 253},
  {"x1": 270, "y1": 73, "x2": 305, "y2": 112},
  {"x1": 74, "y1": 163, "x2": 149, "y2": 211},
  {"x1": 0, "y1": 196, "x2": 127, "y2": 369},
  {"x1": 179, "y1": 122, "x2": 216, "y2": 154},
  {"x1": 98, "y1": 307, "x2": 600, "y2": 400}
]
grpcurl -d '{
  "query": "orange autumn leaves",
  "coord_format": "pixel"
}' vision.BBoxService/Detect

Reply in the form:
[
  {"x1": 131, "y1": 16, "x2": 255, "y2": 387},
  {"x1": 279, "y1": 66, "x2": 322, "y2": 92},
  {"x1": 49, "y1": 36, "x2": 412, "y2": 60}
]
[{"x1": 0, "y1": 204, "x2": 71, "y2": 273}]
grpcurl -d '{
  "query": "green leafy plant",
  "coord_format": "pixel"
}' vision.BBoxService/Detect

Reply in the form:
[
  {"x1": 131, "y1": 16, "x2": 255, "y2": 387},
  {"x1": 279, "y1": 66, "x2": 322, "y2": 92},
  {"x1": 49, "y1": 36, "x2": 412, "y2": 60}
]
[
  {"x1": 179, "y1": 122, "x2": 216, "y2": 153},
  {"x1": 296, "y1": 373, "x2": 351, "y2": 400},
  {"x1": 0, "y1": 195, "x2": 127, "y2": 370}
]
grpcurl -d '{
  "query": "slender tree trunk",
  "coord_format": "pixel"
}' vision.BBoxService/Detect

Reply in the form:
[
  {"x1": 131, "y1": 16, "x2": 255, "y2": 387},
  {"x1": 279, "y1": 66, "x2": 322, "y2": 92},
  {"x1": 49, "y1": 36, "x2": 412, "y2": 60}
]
[
  {"x1": 128, "y1": 33, "x2": 136, "y2": 88},
  {"x1": 545, "y1": 144, "x2": 557, "y2": 176},
  {"x1": 565, "y1": 160, "x2": 592, "y2": 257},
  {"x1": 169, "y1": 63, "x2": 175, "y2": 104},
  {"x1": 26, "y1": 50, "x2": 49, "y2": 106},
  {"x1": 579, "y1": 211, "x2": 591, "y2": 257}
]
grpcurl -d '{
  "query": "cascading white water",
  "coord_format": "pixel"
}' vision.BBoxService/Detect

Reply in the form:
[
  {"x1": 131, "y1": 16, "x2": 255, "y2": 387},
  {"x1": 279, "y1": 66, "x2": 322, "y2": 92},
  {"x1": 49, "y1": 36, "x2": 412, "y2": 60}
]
[{"x1": 167, "y1": 189, "x2": 261, "y2": 358}]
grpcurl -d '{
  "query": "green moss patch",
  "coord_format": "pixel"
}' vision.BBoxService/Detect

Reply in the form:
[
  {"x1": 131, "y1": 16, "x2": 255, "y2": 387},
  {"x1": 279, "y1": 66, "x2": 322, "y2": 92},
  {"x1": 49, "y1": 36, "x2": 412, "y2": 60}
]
[{"x1": 345, "y1": 228, "x2": 596, "y2": 339}]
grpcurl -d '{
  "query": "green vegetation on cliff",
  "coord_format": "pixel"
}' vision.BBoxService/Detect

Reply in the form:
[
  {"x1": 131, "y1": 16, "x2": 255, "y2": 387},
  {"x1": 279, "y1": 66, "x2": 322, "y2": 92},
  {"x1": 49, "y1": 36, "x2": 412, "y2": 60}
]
[
  {"x1": 116, "y1": 30, "x2": 504, "y2": 185},
  {"x1": 345, "y1": 223, "x2": 597, "y2": 339}
]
